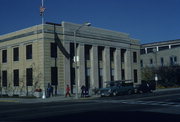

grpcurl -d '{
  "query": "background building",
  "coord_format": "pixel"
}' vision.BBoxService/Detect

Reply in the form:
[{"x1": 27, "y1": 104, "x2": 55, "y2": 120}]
[
  {"x1": 140, "y1": 39, "x2": 180, "y2": 68},
  {"x1": 0, "y1": 22, "x2": 141, "y2": 96},
  {"x1": 140, "y1": 39, "x2": 180, "y2": 87}
]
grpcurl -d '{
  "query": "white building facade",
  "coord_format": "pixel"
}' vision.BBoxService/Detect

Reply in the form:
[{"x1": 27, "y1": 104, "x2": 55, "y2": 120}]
[{"x1": 0, "y1": 22, "x2": 141, "y2": 96}]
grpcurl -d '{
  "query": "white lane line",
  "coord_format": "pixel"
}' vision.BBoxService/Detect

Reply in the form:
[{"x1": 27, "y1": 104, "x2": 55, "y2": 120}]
[{"x1": 92, "y1": 99, "x2": 180, "y2": 107}]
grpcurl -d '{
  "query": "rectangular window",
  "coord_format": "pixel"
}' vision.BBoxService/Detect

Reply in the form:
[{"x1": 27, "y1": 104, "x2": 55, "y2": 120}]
[
  {"x1": 121, "y1": 49, "x2": 126, "y2": 63},
  {"x1": 85, "y1": 45, "x2": 92, "y2": 60},
  {"x1": 140, "y1": 49, "x2": 145, "y2": 54},
  {"x1": 98, "y1": 46, "x2": 104, "y2": 61},
  {"x1": 26, "y1": 45, "x2": 32, "y2": 59},
  {"x1": 51, "y1": 43, "x2": 57, "y2": 58},
  {"x1": 174, "y1": 56, "x2": 177, "y2": 62},
  {"x1": 70, "y1": 43, "x2": 75, "y2": 60},
  {"x1": 13, "y1": 47, "x2": 19, "y2": 61},
  {"x1": 161, "y1": 57, "x2": 164, "y2": 66},
  {"x1": 13, "y1": 69, "x2": 19, "y2": 86},
  {"x1": 70, "y1": 67, "x2": 75, "y2": 85},
  {"x1": 150, "y1": 59, "x2": 153, "y2": 65},
  {"x1": 133, "y1": 52, "x2": 137, "y2": 63},
  {"x1": 140, "y1": 60, "x2": 143, "y2": 67},
  {"x1": 147, "y1": 48, "x2": 153, "y2": 53},
  {"x1": 51, "y1": 67, "x2": 58, "y2": 85},
  {"x1": 98, "y1": 68, "x2": 103, "y2": 88},
  {"x1": 121, "y1": 69, "x2": 125, "y2": 80},
  {"x1": 111, "y1": 69, "x2": 114, "y2": 81},
  {"x1": 85, "y1": 68, "x2": 91, "y2": 89},
  {"x1": 170, "y1": 57, "x2": 173, "y2": 65},
  {"x1": 2, "y1": 50, "x2": 7, "y2": 63},
  {"x1": 110, "y1": 48, "x2": 115, "y2": 62},
  {"x1": 2, "y1": 70, "x2": 7, "y2": 87},
  {"x1": 159, "y1": 46, "x2": 169, "y2": 51},
  {"x1": 26, "y1": 68, "x2": 33, "y2": 86},
  {"x1": 172, "y1": 44, "x2": 180, "y2": 48},
  {"x1": 134, "y1": 69, "x2": 138, "y2": 83},
  {"x1": 170, "y1": 56, "x2": 177, "y2": 65}
]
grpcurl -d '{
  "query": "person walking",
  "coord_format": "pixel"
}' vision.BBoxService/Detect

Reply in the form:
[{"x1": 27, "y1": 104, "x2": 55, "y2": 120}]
[
  {"x1": 65, "y1": 85, "x2": 71, "y2": 97},
  {"x1": 81, "y1": 85, "x2": 86, "y2": 98},
  {"x1": 47, "y1": 83, "x2": 51, "y2": 98},
  {"x1": 50, "y1": 85, "x2": 54, "y2": 97},
  {"x1": 85, "y1": 86, "x2": 89, "y2": 97}
]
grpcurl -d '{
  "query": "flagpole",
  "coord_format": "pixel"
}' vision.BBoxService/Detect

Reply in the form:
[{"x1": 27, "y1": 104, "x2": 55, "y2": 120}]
[
  {"x1": 41, "y1": 0, "x2": 46, "y2": 99},
  {"x1": 41, "y1": 0, "x2": 44, "y2": 25}
]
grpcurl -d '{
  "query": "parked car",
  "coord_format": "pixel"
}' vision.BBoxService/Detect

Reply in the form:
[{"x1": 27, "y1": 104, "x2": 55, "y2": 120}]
[
  {"x1": 100, "y1": 80, "x2": 134, "y2": 97},
  {"x1": 134, "y1": 80, "x2": 156, "y2": 93}
]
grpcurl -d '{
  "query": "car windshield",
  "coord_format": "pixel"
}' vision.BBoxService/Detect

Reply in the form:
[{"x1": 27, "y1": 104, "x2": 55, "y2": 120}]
[{"x1": 106, "y1": 82, "x2": 121, "y2": 87}]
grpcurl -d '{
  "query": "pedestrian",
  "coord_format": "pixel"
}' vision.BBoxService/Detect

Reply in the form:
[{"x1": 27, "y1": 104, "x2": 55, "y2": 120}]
[
  {"x1": 65, "y1": 85, "x2": 71, "y2": 97},
  {"x1": 47, "y1": 83, "x2": 51, "y2": 98},
  {"x1": 50, "y1": 85, "x2": 54, "y2": 97},
  {"x1": 81, "y1": 85, "x2": 86, "y2": 98},
  {"x1": 93, "y1": 87, "x2": 98, "y2": 95},
  {"x1": 85, "y1": 86, "x2": 89, "y2": 97}
]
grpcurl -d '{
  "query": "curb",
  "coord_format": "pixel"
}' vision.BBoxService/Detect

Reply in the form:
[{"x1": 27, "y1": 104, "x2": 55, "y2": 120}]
[
  {"x1": 0, "y1": 100, "x2": 20, "y2": 103},
  {"x1": 0, "y1": 88, "x2": 180, "y2": 103}
]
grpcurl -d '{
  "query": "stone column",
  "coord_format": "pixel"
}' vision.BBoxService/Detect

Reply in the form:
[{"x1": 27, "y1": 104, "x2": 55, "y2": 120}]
[
  {"x1": 114, "y1": 48, "x2": 121, "y2": 80},
  {"x1": 64, "y1": 42, "x2": 71, "y2": 94},
  {"x1": 90, "y1": 45, "x2": 99, "y2": 89},
  {"x1": 103, "y1": 47, "x2": 110, "y2": 87},
  {"x1": 145, "y1": 48, "x2": 147, "y2": 54},
  {"x1": 77, "y1": 44, "x2": 85, "y2": 92},
  {"x1": 125, "y1": 49, "x2": 132, "y2": 80},
  {"x1": 7, "y1": 47, "x2": 12, "y2": 96}
]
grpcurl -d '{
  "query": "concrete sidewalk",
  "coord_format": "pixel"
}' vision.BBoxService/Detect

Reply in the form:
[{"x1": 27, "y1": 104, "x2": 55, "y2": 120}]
[
  {"x1": 0, "y1": 87, "x2": 180, "y2": 103},
  {"x1": 155, "y1": 87, "x2": 180, "y2": 92},
  {"x1": 0, "y1": 94, "x2": 100, "y2": 104}
]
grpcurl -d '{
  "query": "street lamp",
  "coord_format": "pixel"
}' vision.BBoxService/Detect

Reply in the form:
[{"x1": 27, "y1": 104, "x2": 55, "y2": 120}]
[
  {"x1": 153, "y1": 47, "x2": 158, "y2": 89},
  {"x1": 74, "y1": 22, "x2": 91, "y2": 99}
]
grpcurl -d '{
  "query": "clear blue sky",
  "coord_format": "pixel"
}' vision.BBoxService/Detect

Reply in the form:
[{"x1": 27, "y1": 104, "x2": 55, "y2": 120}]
[{"x1": 0, "y1": 0, "x2": 180, "y2": 44}]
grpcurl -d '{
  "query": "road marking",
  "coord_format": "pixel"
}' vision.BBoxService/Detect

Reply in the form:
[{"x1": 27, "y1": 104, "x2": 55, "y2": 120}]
[
  {"x1": 91, "y1": 99, "x2": 180, "y2": 107},
  {"x1": 0, "y1": 100, "x2": 19, "y2": 103},
  {"x1": 130, "y1": 93, "x2": 180, "y2": 101}
]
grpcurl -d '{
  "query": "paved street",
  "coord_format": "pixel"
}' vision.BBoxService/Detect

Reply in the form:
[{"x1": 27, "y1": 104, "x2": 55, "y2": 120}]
[{"x1": 1, "y1": 88, "x2": 180, "y2": 122}]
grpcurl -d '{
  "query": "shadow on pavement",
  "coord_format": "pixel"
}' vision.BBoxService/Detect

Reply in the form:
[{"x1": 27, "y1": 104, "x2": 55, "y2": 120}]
[{"x1": 29, "y1": 110, "x2": 180, "y2": 122}]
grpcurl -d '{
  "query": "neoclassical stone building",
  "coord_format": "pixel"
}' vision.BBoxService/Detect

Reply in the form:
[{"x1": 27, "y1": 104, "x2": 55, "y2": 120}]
[{"x1": 0, "y1": 22, "x2": 141, "y2": 96}]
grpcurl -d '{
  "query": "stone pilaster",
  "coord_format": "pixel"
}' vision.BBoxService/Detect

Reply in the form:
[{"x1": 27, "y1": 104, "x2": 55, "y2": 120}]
[
  {"x1": 77, "y1": 44, "x2": 85, "y2": 92},
  {"x1": 90, "y1": 45, "x2": 99, "y2": 89},
  {"x1": 114, "y1": 48, "x2": 121, "y2": 80},
  {"x1": 103, "y1": 47, "x2": 110, "y2": 87},
  {"x1": 64, "y1": 42, "x2": 71, "y2": 94},
  {"x1": 125, "y1": 49, "x2": 132, "y2": 80}
]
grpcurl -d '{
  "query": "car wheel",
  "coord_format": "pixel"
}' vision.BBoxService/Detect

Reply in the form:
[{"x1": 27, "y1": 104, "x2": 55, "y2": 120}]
[
  {"x1": 134, "y1": 89, "x2": 138, "y2": 94},
  {"x1": 139, "y1": 90, "x2": 143, "y2": 94},
  {"x1": 112, "y1": 91, "x2": 117, "y2": 96},
  {"x1": 128, "y1": 90, "x2": 132, "y2": 95}
]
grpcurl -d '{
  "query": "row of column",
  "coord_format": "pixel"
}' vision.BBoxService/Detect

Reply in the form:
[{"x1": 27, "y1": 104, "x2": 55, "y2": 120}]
[{"x1": 64, "y1": 43, "x2": 132, "y2": 93}]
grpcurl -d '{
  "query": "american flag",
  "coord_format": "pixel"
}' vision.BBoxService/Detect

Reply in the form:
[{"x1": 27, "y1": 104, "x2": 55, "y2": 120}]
[{"x1": 40, "y1": 6, "x2": 45, "y2": 16}]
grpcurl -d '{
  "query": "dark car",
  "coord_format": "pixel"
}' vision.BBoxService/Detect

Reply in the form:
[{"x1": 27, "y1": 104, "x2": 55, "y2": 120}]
[
  {"x1": 100, "y1": 80, "x2": 134, "y2": 97},
  {"x1": 135, "y1": 80, "x2": 156, "y2": 93}
]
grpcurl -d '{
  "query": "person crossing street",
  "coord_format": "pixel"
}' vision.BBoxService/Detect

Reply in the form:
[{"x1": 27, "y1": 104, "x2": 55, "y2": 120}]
[{"x1": 65, "y1": 85, "x2": 71, "y2": 97}]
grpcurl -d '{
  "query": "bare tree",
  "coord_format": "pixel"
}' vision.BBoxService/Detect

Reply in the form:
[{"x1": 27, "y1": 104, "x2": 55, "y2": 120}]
[{"x1": 141, "y1": 67, "x2": 155, "y2": 81}]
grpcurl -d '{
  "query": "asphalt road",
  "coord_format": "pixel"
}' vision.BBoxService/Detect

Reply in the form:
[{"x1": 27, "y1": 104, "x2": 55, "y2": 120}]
[{"x1": 1, "y1": 91, "x2": 180, "y2": 122}]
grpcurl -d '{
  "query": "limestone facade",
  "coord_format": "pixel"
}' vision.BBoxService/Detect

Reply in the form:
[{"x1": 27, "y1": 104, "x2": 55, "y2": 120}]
[{"x1": 0, "y1": 22, "x2": 141, "y2": 96}]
